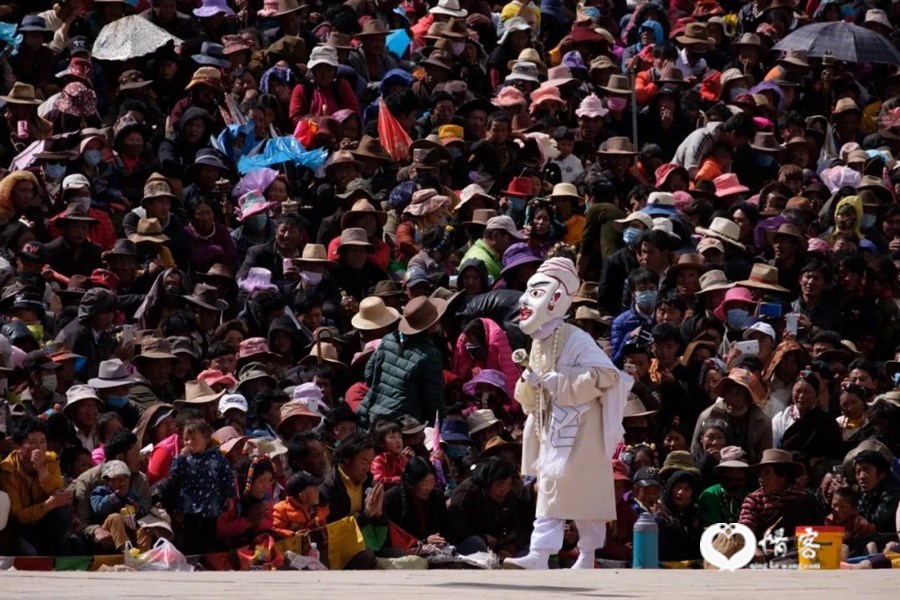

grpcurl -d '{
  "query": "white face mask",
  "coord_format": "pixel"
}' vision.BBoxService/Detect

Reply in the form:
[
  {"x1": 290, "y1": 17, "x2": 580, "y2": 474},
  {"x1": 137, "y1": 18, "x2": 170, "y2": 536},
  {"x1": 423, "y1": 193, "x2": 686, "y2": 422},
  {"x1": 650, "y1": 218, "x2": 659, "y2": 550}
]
[
  {"x1": 301, "y1": 270, "x2": 324, "y2": 287},
  {"x1": 40, "y1": 374, "x2": 57, "y2": 393},
  {"x1": 70, "y1": 197, "x2": 91, "y2": 212},
  {"x1": 518, "y1": 273, "x2": 571, "y2": 336}
]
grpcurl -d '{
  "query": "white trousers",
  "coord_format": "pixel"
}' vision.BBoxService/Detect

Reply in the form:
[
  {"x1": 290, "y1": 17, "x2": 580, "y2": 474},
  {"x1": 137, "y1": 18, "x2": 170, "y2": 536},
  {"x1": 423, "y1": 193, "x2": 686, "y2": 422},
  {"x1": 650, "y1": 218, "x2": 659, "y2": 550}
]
[{"x1": 529, "y1": 516, "x2": 607, "y2": 554}]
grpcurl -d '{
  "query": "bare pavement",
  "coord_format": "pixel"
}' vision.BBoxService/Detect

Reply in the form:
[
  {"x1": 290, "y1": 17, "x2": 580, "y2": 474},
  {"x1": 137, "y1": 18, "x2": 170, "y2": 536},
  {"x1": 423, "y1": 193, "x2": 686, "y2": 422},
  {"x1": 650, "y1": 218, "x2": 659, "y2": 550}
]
[{"x1": 1, "y1": 569, "x2": 894, "y2": 599}]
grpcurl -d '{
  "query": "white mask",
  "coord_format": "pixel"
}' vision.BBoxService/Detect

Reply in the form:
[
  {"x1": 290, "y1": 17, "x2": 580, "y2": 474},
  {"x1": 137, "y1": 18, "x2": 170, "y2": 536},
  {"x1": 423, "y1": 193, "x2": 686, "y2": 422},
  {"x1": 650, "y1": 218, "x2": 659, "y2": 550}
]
[
  {"x1": 40, "y1": 374, "x2": 57, "y2": 393},
  {"x1": 519, "y1": 272, "x2": 572, "y2": 337},
  {"x1": 70, "y1": 197, "x2": 91, "y2": 212},
  {"x1": 301, "y1": 270, "x2": 324, "y2": 287}
]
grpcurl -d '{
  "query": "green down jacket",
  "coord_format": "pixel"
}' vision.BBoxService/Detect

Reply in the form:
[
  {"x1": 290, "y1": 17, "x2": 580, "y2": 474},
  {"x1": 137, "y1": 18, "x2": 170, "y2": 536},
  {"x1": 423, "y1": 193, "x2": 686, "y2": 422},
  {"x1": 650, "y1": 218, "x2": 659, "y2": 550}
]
[{"x1": 359, "y1": 331, "x2": 446, "y2": 426}]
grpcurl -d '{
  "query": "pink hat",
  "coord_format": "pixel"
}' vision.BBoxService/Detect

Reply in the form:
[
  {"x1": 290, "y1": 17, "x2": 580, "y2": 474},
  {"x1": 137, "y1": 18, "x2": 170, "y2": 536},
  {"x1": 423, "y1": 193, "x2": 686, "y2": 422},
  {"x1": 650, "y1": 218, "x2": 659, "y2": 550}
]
[
  {"x1": 257, "y1": 0, "x2": 281, "y2": 17},
  {"x1": 291, "y1": 382, "x2": 327, "y2": 414},
  {"x1": 714, "y1": 173, "x2": 749, "y2": 197},
  {"x1": 752, "y1": 116, "x2": 773, "y2": 132},
  {"x1": 237, "y1": 190, "x2": 278, "y2": 222},
  {"x1": 529, "y1": 86, "x2": 566, "y2": 111},
  {"x1": 820, "y1": 165, "x2": 861, "y2": 194},
  {"x1": 493, "y1": 86, "x2": 526, "y2": 108},
  {"x1": 655, "y1": 162, "x2": 688, "y2": 187},
  {"x1": 714, "y1": 286, "x2": 757, "y2": 321},
  {"x1": 238, "y1": 337, "x2": 279, "y2": 362},
  {"x1": 673, "y1": 190, "x2": 692, "y2": 211},
  {"x1": 575, "y1": 93, "x2": 609, "y2": 118},
  {"x1": 807, "y1": 237, "x2": 831, "y2": 254},
  {"x1": 237, "y1": 267, "x2": 278, "y2": 293},
  {"x1": 198, "y1": 368, "x2": 238, "y2": 389}
]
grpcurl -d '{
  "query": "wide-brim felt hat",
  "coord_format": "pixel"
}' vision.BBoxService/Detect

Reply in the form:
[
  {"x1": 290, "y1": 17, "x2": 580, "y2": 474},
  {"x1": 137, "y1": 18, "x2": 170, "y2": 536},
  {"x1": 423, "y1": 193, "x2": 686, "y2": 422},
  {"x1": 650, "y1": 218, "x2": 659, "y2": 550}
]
[
  {"x1": 182, "y1": 283, "x2": 229, "y2": 312},
  {"x1": 399, "y1": 297, "x2": 448, "y2": 335},
  {"x1": 751, "y1": 448, "x2": 802, "y2": 476}
]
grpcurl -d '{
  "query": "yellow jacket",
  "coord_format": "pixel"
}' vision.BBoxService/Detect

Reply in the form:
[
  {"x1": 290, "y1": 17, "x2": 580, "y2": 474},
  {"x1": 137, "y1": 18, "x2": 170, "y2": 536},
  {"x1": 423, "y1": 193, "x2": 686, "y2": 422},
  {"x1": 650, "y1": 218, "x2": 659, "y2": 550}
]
[{"x1": 0, "y1": 450, "x2": 63, "y2": 526}]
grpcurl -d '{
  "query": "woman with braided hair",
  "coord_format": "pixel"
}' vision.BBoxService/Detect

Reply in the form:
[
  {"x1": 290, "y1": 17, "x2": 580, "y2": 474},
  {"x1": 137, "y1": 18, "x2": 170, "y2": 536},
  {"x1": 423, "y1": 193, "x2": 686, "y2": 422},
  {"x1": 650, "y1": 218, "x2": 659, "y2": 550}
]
[
  {"x1": 216, "y1": 456, "x2": 275, "y2": 549},
  {"x1": 383, "y1": 457, "x2": 449, "y2": 547},
  {"x1": 521, "y1": 198, "x2": 567, "y2": 259}
]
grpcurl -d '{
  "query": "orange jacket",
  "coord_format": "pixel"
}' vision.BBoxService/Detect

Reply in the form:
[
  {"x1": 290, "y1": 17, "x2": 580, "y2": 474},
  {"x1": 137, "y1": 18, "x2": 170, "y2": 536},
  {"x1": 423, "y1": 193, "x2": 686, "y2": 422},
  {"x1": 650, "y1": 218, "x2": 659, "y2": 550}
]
[
  {"x1": 272, "y1": 498, "x2": 330, "y2": 539},
  {"x1": 0, "y1": 450, "x2": 63, "y2": 526}
]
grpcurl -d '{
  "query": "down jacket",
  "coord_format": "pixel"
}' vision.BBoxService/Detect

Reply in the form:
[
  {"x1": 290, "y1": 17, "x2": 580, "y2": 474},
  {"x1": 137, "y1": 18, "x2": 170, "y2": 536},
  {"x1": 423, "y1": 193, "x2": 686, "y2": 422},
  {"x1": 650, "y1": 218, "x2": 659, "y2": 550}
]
[
  {"x1": 452, "y1": 317, "x2": 520, "y2": 397},
  {"x1": 359, "y1": 331, "x2": 445, "y2": 426}
]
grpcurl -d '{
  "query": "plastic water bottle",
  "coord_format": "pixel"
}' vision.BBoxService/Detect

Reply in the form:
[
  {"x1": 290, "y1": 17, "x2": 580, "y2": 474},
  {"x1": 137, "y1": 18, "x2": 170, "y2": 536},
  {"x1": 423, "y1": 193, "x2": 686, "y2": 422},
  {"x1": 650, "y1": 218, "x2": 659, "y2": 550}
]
[
  {"x1": 632, "y1": 511, "x2": 658, "y2": 568},
  {"x1": 309, "y1": 542, "x2": 320, "y2": 561}
]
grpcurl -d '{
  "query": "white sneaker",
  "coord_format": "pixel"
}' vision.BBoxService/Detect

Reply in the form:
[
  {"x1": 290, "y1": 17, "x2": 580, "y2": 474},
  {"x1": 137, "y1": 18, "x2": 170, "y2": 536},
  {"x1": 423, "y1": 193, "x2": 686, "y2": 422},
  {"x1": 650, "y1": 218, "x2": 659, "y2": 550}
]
[
  {"x1": 502, "y1": 551, "x2": 550, "y2": 570},
  {"x1": 571, "y1": 552, "x2": 596, "y2": 569}
]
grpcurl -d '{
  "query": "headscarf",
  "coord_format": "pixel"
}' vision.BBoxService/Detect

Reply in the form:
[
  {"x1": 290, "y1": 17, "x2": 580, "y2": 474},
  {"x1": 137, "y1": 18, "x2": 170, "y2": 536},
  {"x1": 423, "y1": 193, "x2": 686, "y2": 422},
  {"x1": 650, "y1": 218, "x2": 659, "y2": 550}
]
[
  {"x1": 523, "y1": 198, "x2": 567, "y2": 240},
  {"x1": 259, "y1": 66, "x2": 298, "y2": 95}
]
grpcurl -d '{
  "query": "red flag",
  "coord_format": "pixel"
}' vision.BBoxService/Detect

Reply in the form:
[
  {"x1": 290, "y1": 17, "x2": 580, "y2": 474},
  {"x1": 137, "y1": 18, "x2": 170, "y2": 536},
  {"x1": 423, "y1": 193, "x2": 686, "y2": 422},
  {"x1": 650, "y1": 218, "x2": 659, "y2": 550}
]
[
  {"x1": 388, "y1": 521, "x2": 419, "y2": 552},
  {"x1": 377, "y1": 98, "x2": 412, "y2": 161}
]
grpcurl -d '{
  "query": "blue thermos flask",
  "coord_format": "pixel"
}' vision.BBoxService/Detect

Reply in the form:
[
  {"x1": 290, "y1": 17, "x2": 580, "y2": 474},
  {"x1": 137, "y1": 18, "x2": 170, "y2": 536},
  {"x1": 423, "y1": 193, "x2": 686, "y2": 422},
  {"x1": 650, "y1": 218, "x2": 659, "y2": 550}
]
[{"x1": 632, "y1": 511, "x2": 659, "y2": 568}]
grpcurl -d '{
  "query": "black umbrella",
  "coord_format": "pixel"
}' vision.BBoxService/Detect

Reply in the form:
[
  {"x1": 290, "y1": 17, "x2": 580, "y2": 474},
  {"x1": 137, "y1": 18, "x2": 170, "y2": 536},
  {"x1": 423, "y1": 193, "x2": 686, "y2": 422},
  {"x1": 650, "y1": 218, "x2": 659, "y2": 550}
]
[{"x1": 772, "y1": 21, "x2": 900, "y2": 65}]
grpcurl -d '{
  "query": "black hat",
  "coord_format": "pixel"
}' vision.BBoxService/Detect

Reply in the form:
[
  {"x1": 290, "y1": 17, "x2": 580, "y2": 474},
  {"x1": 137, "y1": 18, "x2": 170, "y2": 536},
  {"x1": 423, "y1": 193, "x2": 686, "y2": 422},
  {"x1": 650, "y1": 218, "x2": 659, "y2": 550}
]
[
  {"x1": 18, "y1": 15, "x2": 51, "y2": 37},
  {"x1": 69, "y1": 36, "x2": 91, "y2": 57},
  {"x1": 632, "y1": 467, "x2": 662, "y2": 487},
  {"x1": 17, "y1": 241, "x2": 47, "y2": 263},
  {"x1": 190, "y1": 148, "x2": 229, "y2": 173}
]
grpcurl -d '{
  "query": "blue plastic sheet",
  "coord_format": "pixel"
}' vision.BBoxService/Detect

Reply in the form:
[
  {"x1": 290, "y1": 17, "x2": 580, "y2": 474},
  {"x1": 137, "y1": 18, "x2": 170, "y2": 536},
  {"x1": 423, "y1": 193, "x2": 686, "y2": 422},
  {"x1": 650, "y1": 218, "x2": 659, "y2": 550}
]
[
  {"x1": 386, "y1": 29, "x2": 411, "y2": 60},
  {"x1": 215, "y1": 121, "x2": 257, "y2": 164},
  {"x1": 237, "y1": 136, "x2": 328, "y2": 174}
]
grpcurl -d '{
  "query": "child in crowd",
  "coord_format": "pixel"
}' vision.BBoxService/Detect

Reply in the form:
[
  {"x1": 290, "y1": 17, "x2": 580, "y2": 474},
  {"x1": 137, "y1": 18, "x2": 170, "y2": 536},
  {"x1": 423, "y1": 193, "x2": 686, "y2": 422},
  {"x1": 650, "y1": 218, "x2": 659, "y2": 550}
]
[
  {"x1": 90, "y1": 460, "x2": 143, "y2": 551},
  {"x1": 273, "y1": 470, "x2": 329, "y2": 551},
  {"x1": 826, "y1": 486, "x2": 877, "y2": 548},
  {"x1": 370, "y1": 418, "x2": 408, "y2": 488},
  {"x1": 217, "y1": 457, "x2": 276, "y2": 548},
  {"x1": 551, "y1": 128, "x2": 584, "y2": 184},
  {"x1": 168, "y1": 421, "x2": 236, "y2": 554}
]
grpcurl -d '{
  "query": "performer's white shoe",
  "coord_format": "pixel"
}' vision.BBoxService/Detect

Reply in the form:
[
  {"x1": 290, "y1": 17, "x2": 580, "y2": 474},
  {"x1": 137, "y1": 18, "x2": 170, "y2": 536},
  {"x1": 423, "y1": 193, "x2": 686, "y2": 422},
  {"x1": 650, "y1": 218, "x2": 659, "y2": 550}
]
[
  {"x1": 570, "y1": 552, "x2": 597, "y2": 569},
  {"x1": 502, "y1": 551, "x2": 550, "y2": 570}
]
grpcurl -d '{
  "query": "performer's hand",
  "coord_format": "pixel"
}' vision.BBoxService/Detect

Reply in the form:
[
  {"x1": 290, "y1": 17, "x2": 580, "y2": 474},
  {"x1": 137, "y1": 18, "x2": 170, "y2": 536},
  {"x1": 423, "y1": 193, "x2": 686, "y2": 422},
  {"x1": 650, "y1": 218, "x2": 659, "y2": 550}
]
[
  {"x1": 541, "y1": 371, "x2": 560, "y2": 390},
  {"x1": 523, "y1": 370, "x2": 541, "y2": 388}
]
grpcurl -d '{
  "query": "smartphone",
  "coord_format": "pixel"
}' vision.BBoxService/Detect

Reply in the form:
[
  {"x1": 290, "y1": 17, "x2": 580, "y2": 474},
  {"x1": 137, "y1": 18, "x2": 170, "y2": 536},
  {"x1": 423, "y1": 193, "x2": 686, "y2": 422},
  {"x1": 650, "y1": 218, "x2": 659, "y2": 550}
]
[
  {"x1": 121, "y1": 324, "x2": 134, "y2": 347},
  {"x1": 733, "y1": 340, "x2": 759, "y2": 357},
  {"x1": 758, "y1": 302, "x2": 783, "y2": 318},
  {"x1": 785, "y1": 313, "x2": 799, "y2": 336}
]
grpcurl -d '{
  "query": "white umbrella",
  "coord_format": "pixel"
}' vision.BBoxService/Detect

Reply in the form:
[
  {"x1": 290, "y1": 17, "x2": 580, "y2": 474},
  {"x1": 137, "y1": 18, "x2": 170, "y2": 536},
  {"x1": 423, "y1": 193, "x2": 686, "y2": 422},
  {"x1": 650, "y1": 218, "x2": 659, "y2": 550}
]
[{"x1": 91, "y1": 15, "x2": 183, "y2": 62}]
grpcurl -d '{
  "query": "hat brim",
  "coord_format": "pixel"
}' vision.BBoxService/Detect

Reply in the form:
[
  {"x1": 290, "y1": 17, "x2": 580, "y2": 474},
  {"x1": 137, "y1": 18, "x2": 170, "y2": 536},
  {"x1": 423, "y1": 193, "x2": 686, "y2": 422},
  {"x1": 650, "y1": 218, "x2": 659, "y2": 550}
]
[
  {"x1": 299, "y1": 354, "x2": 348, "y2": 370},
  {"x1": 192, "y1": 55, "x2": 231, "y2": 69},
  {"x1": 294, "y1": 257, "x2": 338, "y2": 268},
  {"x1": 0, "y1": 95, "x2": 42, "y2": 105},
  {"x1": 182, "y1": 295, "x2": 229, "y2": 312},
  {"x1": 694, "y1": 227, "x2": 746, "y2": 251},
  {"x1": 735, "y1": 280, "x2": 790, "y2": 293},
  {"x1": 134, "y1": 352, "x2": 178, "y2": 362},
  {"x1": 398, "y1": 297, "x2": 448, "y2": 335},
  {"x1": 87, "y1": 376, "x2": 136, "y2": 389},
  {"x1": 128, "y1": 234, "x2": 170, "y2": 244},
  {"x1": 341, "y1": 210, "x2": 388, "y2": 229},
  {"x1": 351, "y1": 308, "x2": 400, "y2": 331},
  {"x1": 479, "y1": 440, "x2": 522, "y2": 460},
  {"x1": 501, "y1": 255, "x2": 543, "y2": 276}
]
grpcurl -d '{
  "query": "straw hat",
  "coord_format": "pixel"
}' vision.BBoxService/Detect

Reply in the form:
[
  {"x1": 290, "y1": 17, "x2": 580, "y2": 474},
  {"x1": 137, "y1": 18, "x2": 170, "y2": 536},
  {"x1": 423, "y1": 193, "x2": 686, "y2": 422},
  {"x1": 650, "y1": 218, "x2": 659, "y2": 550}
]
[
  {"x1": 351, "y1": 297, "x2": 400, "y2": 331},
  {"x1": 185, "y1": 66, "x2": 223, "y2": 91},
  {"x1": 507, "y1": 48, "x2": 547, "y2": 73},
  {"x1": 832, "y1": 98, "x2": 861, "y2": 118},
  {"x1": 300, "y1": 341, "x2": 348, "y2": 370},
  {"x1": 293, "y1": 243, "x2": 336, "y2": 268},
  {"x1": 697, "y1": 270, "x2": 733, "y2": 294},
  {"x1": 181, "y1": 379, "x2": 226, "y2": 405},
  {"x1": 399, "y1": 296, "x2": 448, "y2": 335},
  {"x1": 667, "y1": 253, "x2": 705, "y2": 277},
  {"x1": 695, "y1": 217, "x2": 745, "y2": 250},
  {"x1": 549, "y1": 182, "x2": 580, "y2": 204},
  {"x1": 613, "y1": 211, "x2": 653, "y2": 232},
  {"x1": 340, "y1": 198, "x2": 387, "y2": 229},
  {"x1": 276, "y1": 401, "x2": 323, "y2": 435},
  {"x1": 736, "y1": 263, "x2": 789, "y2": 293},
  {"x1": 430, "y1": 0, "x2": 467, "y2": 17},
  {"x1": 128, "y1": 218, "x2": 170, "y2": 244},
  {"x1": 599, "y1": 74, "x2": 631, "y2": 95}
]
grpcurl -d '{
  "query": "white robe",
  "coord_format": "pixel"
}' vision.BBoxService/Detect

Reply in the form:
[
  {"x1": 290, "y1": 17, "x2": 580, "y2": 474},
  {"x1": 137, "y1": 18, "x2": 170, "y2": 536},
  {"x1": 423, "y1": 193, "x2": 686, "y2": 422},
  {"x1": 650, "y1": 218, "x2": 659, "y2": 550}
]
[{"x1": 515, "y1": 323, "x2": 632, "y2": 521}]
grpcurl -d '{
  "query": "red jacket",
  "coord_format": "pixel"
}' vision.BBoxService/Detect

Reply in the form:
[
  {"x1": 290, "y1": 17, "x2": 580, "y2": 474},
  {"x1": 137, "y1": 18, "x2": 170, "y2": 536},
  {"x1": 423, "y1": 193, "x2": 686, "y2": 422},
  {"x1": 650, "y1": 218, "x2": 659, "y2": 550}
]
[
  {"x1": 371, "y1": 452, "x2": 408, "y2": 487},
  {"x1": 289, "y1": 79, "x2": 361, "y2": 124}
]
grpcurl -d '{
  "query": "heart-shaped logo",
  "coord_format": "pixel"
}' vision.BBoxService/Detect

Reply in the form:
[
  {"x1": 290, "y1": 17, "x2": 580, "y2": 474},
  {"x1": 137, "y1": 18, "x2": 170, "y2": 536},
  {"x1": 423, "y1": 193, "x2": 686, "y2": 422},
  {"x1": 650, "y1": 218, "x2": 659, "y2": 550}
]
[{"x1": 700, "y1": 523, "x2": 758, "y2": 571}]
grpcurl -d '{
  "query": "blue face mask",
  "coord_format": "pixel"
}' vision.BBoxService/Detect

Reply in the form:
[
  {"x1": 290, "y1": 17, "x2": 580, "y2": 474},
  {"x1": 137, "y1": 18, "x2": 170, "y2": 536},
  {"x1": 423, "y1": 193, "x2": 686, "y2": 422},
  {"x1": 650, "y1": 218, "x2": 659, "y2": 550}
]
[
  {"x1": 45, "y1": 163, "x2": 66, "y2": 181},
  {"x1": 84, "y1": 150, "x2": 104, "y2": 167},
  {"x1": 726, "y1": 308, "x2": 756, "y2": 330},
  {"x1": 623, "y1": 227, "x2": 641, "y2": 245},
  {"x1": 106, "y1": 395, "x2": 129, "y2": 408},
  {"x1": 635, "y1": 290, "x2": 657, "y2": 311},
  {"x1": 861, "y1": 213, "x2": 876, "y2": 230}
]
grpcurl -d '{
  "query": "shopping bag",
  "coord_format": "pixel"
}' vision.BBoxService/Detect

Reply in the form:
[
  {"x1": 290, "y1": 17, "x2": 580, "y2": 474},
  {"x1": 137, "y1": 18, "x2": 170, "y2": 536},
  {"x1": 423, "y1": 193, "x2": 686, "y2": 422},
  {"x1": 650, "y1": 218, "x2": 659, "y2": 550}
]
[{"x1": 124, "y1": 538, "x2": 193, "y2": 571}]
